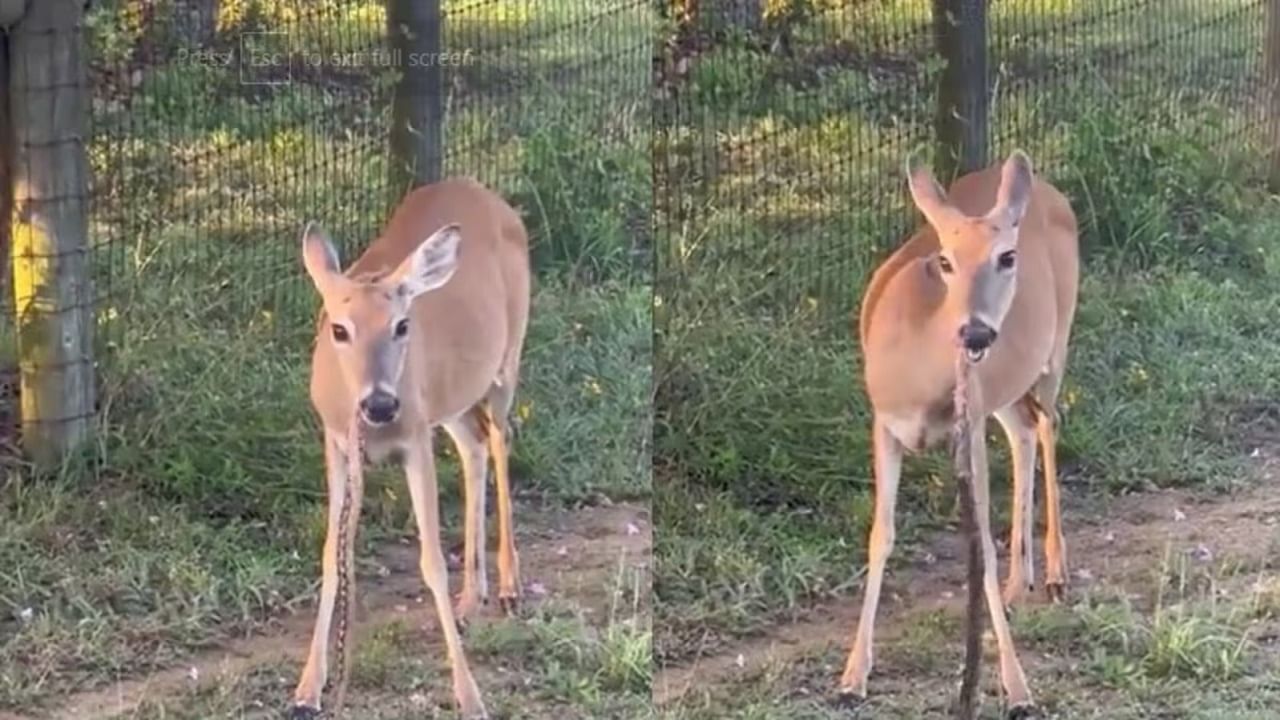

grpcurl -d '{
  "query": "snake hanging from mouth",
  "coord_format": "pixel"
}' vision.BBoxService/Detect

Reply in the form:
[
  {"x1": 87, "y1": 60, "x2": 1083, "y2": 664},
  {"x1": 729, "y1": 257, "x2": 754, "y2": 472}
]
[{"x1": 330, "y1": 417, "x2": 364, "y2": 718}]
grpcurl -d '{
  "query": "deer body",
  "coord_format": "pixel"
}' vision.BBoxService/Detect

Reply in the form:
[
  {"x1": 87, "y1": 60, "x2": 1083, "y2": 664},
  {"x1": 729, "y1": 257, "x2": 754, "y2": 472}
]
[
  {"x1": 861, "y1": 164, "x2": 1076, "y2": 448},
  {"x1": 308, "y1": 180, "x2": 529, "y2": 447},
  {"x1": 292, "y1": 177, "x2": 530, "y2": 720},
  {"x1": 841, "y1": 153, "x2": 1079, "y2": 713}
]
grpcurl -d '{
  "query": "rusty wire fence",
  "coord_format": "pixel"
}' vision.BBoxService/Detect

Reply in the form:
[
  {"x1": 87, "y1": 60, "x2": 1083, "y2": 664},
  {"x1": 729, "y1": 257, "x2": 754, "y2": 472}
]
[{"x1": 654, "y1": 0, "x2": 1267, "y2": 330}]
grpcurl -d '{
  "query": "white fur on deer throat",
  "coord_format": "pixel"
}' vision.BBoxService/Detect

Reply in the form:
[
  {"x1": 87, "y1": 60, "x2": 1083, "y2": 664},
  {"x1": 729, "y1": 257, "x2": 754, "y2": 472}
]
[{"x1": 332, "y1": 410, "x2": 470, "y2": 465}]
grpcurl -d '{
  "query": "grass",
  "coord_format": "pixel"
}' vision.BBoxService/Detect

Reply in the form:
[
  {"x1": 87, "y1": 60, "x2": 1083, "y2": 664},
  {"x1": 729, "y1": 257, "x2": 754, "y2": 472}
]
[
  {"x1": 661, "y1": 543, "x2": 1280, "y2": 719},
  {"x1": 115, "y1": 560, "x2": 654, "y2": 719},
  {"x1": 653, "y1": 0, "x2": 1279, "y2": 692},
  {"x1": 0, "y1": 0, "x2": 652, "y2": 714}
]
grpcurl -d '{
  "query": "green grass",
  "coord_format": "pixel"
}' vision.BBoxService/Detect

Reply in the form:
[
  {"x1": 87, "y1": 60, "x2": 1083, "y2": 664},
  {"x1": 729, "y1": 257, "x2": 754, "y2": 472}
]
[
  {"x1": 0, "y1": 275, "x2": 650, "y2": 709},
  {"x1": 654, "y1": 0, "x2": 1277, "y2": 670},
  {"x1": 117, "y1": 561, "x2": 654, "y2": 720},
  {"x1": 1, "y1": 0, "x2": 652, "y2": 713},
  {"x1": 661, "y1": 549, "x2": 1280, "y2": 719}
]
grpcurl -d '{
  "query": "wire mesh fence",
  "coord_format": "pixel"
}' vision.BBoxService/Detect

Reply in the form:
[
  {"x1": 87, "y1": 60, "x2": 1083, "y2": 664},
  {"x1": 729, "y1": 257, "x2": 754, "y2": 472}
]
[
  {"x1": 0, "y1": 0, "x2": 651, "y2": 456},
  {"x1": 84, "y1": 0, "x2": 650, "y2": 334},
  {"x1": 654, "y1": 0, "x2": 1268, "y2": 331}
]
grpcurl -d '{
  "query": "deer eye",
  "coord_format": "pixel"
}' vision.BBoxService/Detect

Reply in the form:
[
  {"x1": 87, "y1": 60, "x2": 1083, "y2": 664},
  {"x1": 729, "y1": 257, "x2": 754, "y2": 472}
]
[
  {"x1": 394, "y1": 318, "x2": 410, "y2": 339},
  {"x1": 331, "y1": 324, "x2": 350, "y2": 343},
  {"x1": 937, "y1": 255, "x2": 954, "y2": 274},
  {"x1": 996, "y1": 250, "x2": 1016, "y2": 270}
]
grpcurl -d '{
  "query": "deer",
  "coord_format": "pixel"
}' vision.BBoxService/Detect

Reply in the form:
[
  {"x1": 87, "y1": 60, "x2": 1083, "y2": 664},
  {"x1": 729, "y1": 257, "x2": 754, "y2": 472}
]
[
  {"x1": 289, "y1": 177, "x2": 530, "y2": 720},
  {"x1": 839, "y1": 150, "x2": 1079, "y2": 714}
]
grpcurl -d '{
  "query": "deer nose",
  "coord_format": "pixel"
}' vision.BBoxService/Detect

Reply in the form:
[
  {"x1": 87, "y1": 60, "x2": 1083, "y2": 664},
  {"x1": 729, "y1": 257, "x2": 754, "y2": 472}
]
[
  {"x1": 958, "y1": 320, "x2": 998, "y2": 352},
  {"x1": 359, "y1": 391, "x2": 400, "y2": 425}
]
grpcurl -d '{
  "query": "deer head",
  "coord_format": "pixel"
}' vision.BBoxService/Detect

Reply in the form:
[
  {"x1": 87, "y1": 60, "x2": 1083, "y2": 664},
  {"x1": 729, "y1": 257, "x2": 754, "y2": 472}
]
[
  {"x1": 906, "y1": 151, "x2": 1034, "y2": 362},
  {"x1": 301, "y1": 222, "x2": 462, "y2": 425}
]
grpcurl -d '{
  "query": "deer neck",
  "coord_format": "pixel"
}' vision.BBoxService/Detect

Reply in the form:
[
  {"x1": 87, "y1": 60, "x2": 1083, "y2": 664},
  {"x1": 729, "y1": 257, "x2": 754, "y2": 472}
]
[{"x1": 863, "y1": 263, "x2": 972, "y2": 451}]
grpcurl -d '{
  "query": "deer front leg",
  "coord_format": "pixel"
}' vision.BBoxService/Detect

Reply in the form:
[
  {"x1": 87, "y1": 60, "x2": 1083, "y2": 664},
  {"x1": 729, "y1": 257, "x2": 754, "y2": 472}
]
[
  {"x1": 485, "y1": 398, "x2": 521, "y2": 614},
  {"x1": 443, "y1": 414, "x2": 490, "y2": 625},
  {"x1": 971, "y1": 427, "x2": 1035, "y2": 713},
  {"x1": 291, "y1": 430, "x2": 349, "y2": 718},
  {"x1": 405, "y1": 426, "x2": 488, "y2": 719},
  {"x1": 995, "y1": 403, "x2": 1039, "y2": 608},
  {"x1": 839, "y1": 418, "x2": 903, "y2": 698}
]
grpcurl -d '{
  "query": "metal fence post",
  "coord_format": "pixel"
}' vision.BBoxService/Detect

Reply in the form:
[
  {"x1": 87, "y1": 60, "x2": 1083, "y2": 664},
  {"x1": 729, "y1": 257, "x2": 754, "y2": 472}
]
[
  {"x1": 388, "y1": 0, "x2": 444, "y2": 196},
  {"x1": 933, "y1": 0, "x2": 989, "y2": 180},
  {"x1": 1267, "y1": 0, "x2": 1280, "y2": 189},
  {"x1": 8, "y1": 0, "x2": 96, "y2": 469}
]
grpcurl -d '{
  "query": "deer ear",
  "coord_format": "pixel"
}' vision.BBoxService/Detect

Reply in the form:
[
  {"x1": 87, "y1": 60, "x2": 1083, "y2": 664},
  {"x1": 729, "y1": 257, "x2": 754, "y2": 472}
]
[
  {"x1": 301, "y1": 223, "x2": 342, "y2": 290},
  {"x1": 390, "y1": 223, "x2": 462, "y2": 299},
  {"x1": 905, "y1": 152, "x2": 954, "y2": 229},
  {"x1": 990, "y1": 150, "x2": 1034, "y2": 229}
]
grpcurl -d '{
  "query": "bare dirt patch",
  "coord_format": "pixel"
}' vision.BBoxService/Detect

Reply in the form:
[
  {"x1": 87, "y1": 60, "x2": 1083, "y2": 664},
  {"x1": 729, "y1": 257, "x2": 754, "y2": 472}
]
[
  {"x1": 655, "y1": 476, "x2": 1280, "y2": 710},
  {"x1": 11, "y1": 502, "x2": 650, "y2": 720}
]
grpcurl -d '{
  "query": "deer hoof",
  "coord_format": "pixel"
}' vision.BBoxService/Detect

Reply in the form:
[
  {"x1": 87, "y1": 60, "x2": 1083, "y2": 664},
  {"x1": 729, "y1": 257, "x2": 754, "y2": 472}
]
[
  {"x1": 1046, "y1": 582, "x2": 1067, "y2": 604},
  {"x1": 831, "y1": 689, "x2": 868, "y2": 710},
  {"x1": 454, "y1": 592, "x2": 484, "y2": 624},
  {"x1": 1002, "y1": 583, "x2": 1033, "y2": 609},
  {"x1": 288, "y1": 704, "x2": 321, "y2": 720},
  {"x1": 499, "y1": 595, "x2": 520, "y2": 616},
  {"x1": 1007, "y1": 702, "x2": 1040, "y2": 719}
]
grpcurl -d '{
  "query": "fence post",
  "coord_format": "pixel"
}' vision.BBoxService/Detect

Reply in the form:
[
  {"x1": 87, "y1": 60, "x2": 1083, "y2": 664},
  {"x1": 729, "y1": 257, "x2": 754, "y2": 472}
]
[
  {"x1": 933, "y1": 0, "x2": 989, "y2": 181},
  {"x1": 388, "y1": 0, "x2": 444, "y2": 196},
  {"x1": 0, "y1": 7, "x2": 13, "y2": 309},
  {"x1": 1267, "y1": 0, "x2": 1280, "y2": 189},
  {"x1": 702, "y1": 0, "x2": 763, "y2": 34},
  {"x1": 7, "y1": 0, "x2": 96, "y2": 469}
]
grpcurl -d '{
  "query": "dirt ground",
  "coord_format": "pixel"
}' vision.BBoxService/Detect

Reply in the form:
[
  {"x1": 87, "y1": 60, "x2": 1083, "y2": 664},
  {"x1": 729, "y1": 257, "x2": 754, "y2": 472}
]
[
  {"x1": 8, "y1": 470, "x2": 1280, "y2": 719},
  {"x1": 656, "y1": 463, "x2": 1280, "y2": 719},
  {"x1": 2, "y1": 502, "x2": 651, "y2": 720}
]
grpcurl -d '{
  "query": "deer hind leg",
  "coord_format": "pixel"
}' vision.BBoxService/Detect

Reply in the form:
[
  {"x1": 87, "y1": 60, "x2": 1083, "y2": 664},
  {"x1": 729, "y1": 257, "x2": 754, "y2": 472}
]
[
  {"x1": 971, "y1": 426, "x2": 1035, "y2": 710},
  {"x1": 405, "y1": 425, "x2": 487, "y2": 719},
  {"x1": 1034, "y1": 397, "x2": 1068, "y2": 602},
  {"x1": 442, "y1": 411, "x2": 491, "y2": 625},
  {"x1": 838, "y1": 417, "x2": 903, "y2": 698},
  {"x1": 995, "y1": 399, "x2": 1040, "y2": 608},
  {"x1": 291, "y1": 430, "x2": 350, "y2": 717},
  {"x1": 484, "y1": 381, "x2": 521, "y2": 614}
]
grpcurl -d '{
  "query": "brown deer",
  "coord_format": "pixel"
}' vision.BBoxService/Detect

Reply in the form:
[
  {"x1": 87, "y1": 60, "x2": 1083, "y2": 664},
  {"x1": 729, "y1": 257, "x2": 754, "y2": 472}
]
[
  {"x1": 840, "y1": 151, "x2": 1079, "y2": 713},
  {"x1": 290, "y1": 178, "x2": 530, "y2": 720}
]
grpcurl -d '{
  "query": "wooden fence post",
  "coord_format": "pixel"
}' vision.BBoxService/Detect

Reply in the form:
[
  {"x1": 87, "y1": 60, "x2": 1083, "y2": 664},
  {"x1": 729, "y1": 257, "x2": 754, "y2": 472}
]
[
  {"x1": 702, "y1": 0, "x2": 763, "y2": 34},
  {"x1": 8, "y1": 0, "x2": 96, "y2": 469},
  {"x1": 933, "y1": 0, "x2": 989, "y2": 181},
  {"x1": 1266, "y1": 0, "x2": 1280, "y2": 189},
  {"x1": 388, "y1": 0, "x2": 444, "y2": 196}
]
